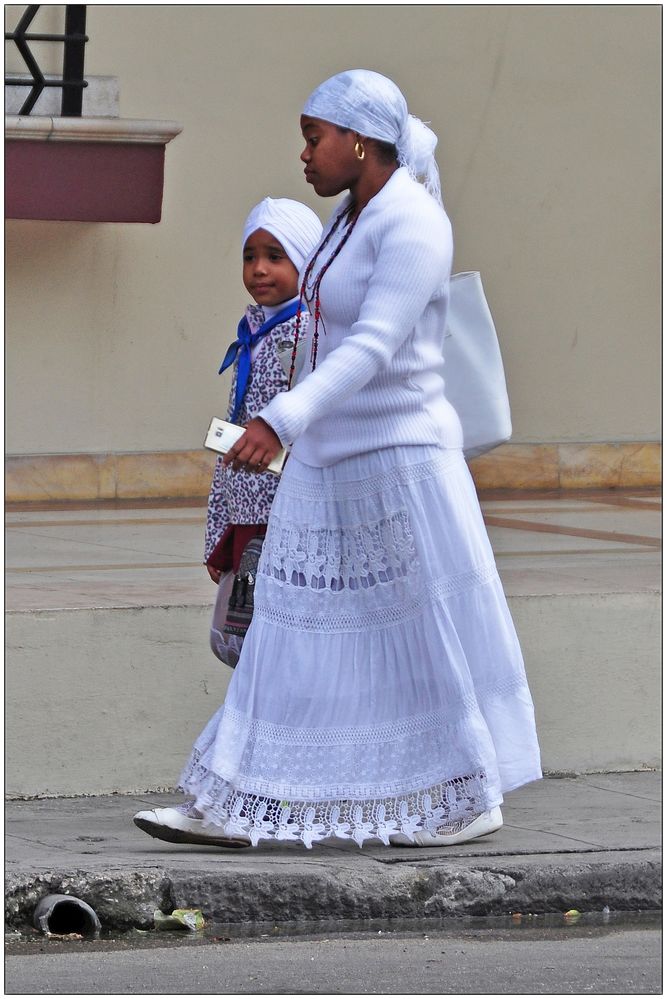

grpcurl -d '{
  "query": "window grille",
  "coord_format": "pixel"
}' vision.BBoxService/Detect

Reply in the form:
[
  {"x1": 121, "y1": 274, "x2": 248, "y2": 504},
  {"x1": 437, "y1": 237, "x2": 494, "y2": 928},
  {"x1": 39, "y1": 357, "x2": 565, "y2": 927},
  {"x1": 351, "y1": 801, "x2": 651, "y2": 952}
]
[{"x1": 5, "y1": 5, "x2": 88, "y2": 116}]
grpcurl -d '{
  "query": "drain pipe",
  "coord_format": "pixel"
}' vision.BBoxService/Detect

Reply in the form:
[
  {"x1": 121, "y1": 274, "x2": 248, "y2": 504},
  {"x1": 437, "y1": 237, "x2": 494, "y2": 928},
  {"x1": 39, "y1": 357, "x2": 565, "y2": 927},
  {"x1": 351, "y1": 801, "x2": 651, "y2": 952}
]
[{"x1": 33, "y1": 894, "x2": 101, "y2": 938}]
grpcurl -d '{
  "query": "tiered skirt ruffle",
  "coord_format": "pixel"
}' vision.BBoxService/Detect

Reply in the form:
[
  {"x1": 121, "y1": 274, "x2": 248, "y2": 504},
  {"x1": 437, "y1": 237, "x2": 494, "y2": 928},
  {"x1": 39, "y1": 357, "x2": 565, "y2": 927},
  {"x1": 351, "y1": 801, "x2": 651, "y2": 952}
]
[{"x1": 179, "y1": 446, "x2": 541, "y2": 847}]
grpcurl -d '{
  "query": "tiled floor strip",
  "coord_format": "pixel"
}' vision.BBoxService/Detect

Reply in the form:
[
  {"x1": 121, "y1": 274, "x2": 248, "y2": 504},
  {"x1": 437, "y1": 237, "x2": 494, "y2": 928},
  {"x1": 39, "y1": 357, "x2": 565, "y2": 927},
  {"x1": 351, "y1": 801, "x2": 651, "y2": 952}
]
[
  {"x1": 8, "y1": 562, "x2": 203, "y2": 574},
  {"x1": 5, "y1": 489, "x2": 660, "y2": 611},
  {"x1": 483, "y1": 515, "x2": 661, "y2": 548}
]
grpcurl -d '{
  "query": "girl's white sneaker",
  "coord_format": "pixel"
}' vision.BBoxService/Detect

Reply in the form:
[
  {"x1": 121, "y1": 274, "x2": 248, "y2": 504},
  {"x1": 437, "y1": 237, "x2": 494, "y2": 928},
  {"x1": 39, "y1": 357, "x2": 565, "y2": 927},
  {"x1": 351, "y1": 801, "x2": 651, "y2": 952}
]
[
  {"x1": 390, "y1": 805, "x2": 503, "y2": 847},
  {"x1": 133, "y1": 806, "x2": 250, "y2": 848}
]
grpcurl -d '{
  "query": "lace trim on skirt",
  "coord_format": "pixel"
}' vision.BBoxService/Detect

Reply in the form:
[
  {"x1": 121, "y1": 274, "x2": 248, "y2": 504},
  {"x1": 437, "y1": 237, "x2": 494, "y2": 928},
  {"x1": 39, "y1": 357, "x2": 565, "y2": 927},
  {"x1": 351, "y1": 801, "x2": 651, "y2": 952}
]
[
  {"x1": 256, "y1": 562, "x2": 499, "y2": 632},
  {"x1": 178, "y1": 754, "x2": 493, "y2": 849}
]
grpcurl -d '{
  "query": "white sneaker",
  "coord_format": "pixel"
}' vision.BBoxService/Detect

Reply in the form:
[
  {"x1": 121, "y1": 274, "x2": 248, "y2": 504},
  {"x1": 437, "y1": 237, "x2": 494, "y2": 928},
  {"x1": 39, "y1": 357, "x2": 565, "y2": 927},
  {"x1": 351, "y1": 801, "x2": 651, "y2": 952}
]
[
  {"x1": 390, "y1": 806, "x2": 503, "y2": 847},
  {"x1": 133, "y1": 807, "x2": 250, "y2": 848}
]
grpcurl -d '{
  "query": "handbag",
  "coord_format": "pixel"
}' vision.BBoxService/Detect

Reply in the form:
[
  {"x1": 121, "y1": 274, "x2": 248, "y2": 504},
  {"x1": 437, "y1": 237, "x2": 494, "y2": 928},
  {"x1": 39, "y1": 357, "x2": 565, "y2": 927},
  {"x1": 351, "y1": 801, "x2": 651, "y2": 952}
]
[
  {"x1": 222, "y1": 535, "x2": 265, "y2": 639},
  {"x1": 210, "y1": 571, "x2": 242, "y2": 668},
  {"x1": 443, "y1": 271, "x2": 512, "y2": 459},
  {"x1": 206, "y1": 524, "x2": 267, "y2": 573}
]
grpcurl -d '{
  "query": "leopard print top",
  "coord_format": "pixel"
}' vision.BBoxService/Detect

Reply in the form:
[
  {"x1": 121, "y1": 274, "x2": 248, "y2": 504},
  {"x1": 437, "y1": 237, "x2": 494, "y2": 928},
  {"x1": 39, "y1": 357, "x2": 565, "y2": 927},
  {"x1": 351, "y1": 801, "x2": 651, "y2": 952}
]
[{"x1": 204, "y1": 304, "x2": 298, "y2": 561}]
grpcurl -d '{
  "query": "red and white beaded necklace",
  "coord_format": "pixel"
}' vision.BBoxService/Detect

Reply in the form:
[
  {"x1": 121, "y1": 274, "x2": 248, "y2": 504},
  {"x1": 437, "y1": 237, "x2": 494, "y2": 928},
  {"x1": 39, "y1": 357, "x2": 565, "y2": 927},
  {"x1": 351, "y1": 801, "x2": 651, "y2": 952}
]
[{"x1": 288, "y1": 203, "x2": 360, "y2": 388}]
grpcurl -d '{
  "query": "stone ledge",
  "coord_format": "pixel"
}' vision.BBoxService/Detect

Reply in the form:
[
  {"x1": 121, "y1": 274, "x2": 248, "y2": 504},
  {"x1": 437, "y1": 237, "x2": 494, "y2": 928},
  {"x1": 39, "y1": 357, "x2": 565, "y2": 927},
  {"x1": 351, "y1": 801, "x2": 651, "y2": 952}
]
[
  {"x1": 5, "y1": 451, "x2": 216, "y2": 503},
  {"x1": 467, "y1": 441, "x2": 661, "y2": 490},
  {"x1": 6, "y1": 116, "x2": 183, "y2": 222},
  {"x1": 5, "y1": 442, "x2": 661, "y2": 503},
  {"x1": 5, "y1": 115, "x2": 183, "y2": 144}
]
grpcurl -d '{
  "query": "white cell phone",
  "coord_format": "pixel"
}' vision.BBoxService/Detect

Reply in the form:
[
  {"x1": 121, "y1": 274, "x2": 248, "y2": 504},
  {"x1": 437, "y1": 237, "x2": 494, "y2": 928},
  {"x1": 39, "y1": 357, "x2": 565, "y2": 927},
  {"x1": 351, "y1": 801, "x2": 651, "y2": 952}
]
[{"x1": 204, "y1": 417, "x2": 287, "y2": 475}]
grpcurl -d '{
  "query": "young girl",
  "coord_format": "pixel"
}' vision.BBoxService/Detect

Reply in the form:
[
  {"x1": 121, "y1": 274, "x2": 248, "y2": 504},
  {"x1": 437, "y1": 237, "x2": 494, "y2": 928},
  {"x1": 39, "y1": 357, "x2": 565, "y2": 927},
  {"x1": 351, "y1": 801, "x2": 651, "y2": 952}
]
[{"x1": 205, "y1": 198, "x2": 322, "y2": 668}]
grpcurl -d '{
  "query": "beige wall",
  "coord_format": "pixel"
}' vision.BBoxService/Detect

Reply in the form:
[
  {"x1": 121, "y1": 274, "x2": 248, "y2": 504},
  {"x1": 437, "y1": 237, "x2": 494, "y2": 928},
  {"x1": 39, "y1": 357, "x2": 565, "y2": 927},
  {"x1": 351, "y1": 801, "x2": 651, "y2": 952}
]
[{"x1": 6, "y1": 5, "x2": 661, "y2": 456}]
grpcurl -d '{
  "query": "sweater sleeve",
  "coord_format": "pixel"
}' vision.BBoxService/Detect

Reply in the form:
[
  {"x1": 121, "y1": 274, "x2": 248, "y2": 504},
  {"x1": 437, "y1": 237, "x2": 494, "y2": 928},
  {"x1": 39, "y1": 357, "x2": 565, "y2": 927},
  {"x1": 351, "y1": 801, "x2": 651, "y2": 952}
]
[{"x1": 259, "y1": 202, "x2": 453, "y2": 446}]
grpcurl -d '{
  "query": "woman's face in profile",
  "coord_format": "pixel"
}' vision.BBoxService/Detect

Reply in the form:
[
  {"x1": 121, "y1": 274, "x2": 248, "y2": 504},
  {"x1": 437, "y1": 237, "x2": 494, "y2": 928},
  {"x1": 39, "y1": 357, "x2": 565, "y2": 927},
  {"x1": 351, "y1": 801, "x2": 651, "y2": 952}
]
[{"x1": 300, "y1": 115, "x2": 361, "y2": 198}]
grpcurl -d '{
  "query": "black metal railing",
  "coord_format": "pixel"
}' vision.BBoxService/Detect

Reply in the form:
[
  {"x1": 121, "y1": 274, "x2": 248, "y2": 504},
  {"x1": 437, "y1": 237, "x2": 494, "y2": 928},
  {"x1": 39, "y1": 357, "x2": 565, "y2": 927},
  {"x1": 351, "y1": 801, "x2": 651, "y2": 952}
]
[{"x1": 5, "y1": 5, "x2": 88, "y2": 116}]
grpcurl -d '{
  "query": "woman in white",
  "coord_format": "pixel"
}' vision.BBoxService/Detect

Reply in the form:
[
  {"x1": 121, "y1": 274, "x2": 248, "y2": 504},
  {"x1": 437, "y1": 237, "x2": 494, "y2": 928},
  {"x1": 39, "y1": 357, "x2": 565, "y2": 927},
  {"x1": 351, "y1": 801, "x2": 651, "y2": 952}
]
[{"x1": 135, "y1": 69, "x2": 541, "y2": 850}]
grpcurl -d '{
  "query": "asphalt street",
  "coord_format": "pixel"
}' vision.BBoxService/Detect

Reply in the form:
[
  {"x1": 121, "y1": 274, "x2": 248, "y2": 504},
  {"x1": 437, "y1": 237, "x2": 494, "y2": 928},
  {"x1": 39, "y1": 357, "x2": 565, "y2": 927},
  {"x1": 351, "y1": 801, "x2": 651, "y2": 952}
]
[{"x1": 5, "y1": 923, "x2": 662, "y2": 995}]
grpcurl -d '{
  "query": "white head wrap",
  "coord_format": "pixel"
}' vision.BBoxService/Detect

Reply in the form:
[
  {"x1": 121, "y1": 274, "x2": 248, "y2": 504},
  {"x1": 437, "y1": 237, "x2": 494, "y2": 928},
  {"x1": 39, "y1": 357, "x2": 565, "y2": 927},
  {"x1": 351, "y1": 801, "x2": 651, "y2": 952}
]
[
  {"x1": 303, "y1": 69, "x2": 442, "y2": 204},
  {"x1": 242, "y1": 198, "x2": 323, "y2": 272}
]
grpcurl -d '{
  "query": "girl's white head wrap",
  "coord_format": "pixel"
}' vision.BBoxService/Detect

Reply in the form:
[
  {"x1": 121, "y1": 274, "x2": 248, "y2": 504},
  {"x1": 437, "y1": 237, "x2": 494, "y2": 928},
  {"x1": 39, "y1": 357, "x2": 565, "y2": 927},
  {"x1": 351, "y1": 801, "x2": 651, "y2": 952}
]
[
  {"x1": 303, "y1": 69, "x2": 442, "y2": 204},
  {"x1": 242, "y1": 198, "x2": 323, "y2": 272}
]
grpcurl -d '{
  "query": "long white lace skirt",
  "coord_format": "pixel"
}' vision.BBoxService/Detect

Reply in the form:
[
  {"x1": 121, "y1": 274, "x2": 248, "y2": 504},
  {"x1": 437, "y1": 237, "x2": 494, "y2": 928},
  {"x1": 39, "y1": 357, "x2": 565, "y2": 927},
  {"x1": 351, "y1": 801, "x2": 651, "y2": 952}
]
[{"x1": 179, "y1": 445, "x2": 541, "y2": 848}]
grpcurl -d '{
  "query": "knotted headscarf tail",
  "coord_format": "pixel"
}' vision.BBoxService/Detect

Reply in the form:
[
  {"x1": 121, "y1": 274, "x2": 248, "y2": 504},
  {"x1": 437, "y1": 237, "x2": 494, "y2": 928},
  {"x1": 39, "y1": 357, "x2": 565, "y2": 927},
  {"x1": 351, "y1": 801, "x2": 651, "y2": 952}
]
[
  {"x1": 242, "y1": 198, "x2": 323, "y2": 271},
  {"x1": 303, "y1": 69, "x2": 442, "y2": 205}
]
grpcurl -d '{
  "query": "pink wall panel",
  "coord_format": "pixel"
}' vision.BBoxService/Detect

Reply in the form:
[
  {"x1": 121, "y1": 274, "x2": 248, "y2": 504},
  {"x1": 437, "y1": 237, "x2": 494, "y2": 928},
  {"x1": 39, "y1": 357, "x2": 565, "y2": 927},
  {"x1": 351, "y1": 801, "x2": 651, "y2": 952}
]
[{"x1": 5, "y1": 141, "x2": 167, "y2": 222}]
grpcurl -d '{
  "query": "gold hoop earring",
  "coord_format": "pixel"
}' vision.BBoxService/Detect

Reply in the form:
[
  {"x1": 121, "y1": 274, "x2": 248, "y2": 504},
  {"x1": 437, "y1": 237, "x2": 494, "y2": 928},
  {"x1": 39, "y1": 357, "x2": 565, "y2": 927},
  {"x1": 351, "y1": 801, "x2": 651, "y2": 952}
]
[{"x1": 354, "y1": 140, "x2": 365, "y2": 161}]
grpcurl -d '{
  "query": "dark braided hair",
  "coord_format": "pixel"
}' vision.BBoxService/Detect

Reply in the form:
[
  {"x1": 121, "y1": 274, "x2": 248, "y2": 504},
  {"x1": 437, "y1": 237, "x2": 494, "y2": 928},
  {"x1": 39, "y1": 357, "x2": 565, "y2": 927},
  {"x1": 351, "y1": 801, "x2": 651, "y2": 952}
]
[{"x1": 371, "y1": 138, "x2": 399, "y2": 165}]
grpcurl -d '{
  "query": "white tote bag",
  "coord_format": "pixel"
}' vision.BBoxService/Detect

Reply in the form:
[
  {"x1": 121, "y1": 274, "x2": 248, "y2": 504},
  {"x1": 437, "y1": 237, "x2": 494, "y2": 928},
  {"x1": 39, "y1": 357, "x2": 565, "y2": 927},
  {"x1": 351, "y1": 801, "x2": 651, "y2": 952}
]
[{"x1": 443, "y1": 271, "x2": 512, "y2": 459}]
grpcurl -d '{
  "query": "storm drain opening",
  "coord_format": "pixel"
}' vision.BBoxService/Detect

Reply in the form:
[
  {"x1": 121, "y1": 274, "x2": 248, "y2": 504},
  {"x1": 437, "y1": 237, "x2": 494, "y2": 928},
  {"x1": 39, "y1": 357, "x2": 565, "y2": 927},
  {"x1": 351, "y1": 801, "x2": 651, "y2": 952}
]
[{"x1": 33, "y1": 894, "x2": 101, "y2": 938}]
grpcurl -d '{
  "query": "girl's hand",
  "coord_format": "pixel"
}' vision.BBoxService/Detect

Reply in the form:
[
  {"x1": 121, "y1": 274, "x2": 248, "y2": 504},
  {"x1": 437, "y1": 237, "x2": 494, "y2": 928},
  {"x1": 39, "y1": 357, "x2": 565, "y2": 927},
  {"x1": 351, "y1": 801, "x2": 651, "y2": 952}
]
[
  {"x1": 223, "y1": 417, "x2": 282, "y2": 473},
  {"x1": 206, "y1": 564, "x2": 222, "y2": 584}
]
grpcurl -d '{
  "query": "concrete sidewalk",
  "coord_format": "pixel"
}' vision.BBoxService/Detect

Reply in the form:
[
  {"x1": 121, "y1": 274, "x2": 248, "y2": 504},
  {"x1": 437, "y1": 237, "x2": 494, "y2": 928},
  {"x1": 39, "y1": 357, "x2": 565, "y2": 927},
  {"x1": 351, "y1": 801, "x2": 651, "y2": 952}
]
[{"x1": 6, "y1": 772, "x2": 661, "y2": 931}]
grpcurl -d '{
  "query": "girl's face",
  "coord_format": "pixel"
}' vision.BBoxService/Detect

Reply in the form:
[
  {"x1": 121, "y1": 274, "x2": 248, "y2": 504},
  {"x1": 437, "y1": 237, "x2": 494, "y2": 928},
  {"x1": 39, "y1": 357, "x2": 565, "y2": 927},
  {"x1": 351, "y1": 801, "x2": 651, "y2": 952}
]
[
  {"x1": 242, "y1": 229, "x2": 299, "y2": 307},
  {"x1": 300, "y1": 115, "x2": 361, "y2": 197}
]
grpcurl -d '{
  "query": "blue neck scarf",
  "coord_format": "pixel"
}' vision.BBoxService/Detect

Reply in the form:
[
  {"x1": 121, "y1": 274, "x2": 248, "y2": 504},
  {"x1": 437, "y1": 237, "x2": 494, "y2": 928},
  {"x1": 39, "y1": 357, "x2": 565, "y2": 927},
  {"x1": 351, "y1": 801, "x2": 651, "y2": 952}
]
[{"x1": 219, "y1": 299, "x2": 302, "y2": 423}]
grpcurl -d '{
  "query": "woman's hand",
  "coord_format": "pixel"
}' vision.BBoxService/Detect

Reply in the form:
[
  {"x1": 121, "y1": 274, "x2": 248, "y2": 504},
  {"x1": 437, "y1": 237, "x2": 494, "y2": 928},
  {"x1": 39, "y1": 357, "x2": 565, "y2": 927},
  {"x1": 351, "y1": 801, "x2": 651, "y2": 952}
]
[
  {"x1": 223, "y1": 417, "x2": 282, "y2": 473},
  {"x1": 206, "y1": 564, "x2": 222, "y2": 584}
]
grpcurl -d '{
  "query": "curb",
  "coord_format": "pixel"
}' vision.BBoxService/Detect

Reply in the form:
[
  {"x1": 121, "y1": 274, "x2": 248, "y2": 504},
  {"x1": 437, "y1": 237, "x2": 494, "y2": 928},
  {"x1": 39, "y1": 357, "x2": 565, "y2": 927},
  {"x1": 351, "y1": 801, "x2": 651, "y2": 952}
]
[{"x1": 6, "y1": 852, "x2": 661, "y2": 931}]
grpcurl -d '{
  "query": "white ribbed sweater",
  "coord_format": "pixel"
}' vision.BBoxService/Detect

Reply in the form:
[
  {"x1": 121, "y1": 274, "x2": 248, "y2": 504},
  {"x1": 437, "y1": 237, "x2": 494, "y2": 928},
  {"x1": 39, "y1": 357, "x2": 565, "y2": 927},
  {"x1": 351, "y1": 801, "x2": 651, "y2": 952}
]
[{"x1": 260, "y1": 167, "x2": 463, "y2": 466}]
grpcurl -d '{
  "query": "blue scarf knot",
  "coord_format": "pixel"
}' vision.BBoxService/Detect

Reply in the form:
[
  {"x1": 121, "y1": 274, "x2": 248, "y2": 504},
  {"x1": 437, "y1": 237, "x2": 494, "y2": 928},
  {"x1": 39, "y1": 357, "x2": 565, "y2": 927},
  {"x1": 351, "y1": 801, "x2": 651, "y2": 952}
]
[{"x1": 218, "y1": 300, "x2": 302, "y2": 423}]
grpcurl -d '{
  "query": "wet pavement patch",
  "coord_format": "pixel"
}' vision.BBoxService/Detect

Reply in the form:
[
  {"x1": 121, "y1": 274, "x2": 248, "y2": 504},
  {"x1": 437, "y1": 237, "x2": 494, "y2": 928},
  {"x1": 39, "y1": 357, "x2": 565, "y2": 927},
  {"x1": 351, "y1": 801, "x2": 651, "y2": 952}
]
[{"x1": 5, "y1": 909, "x2": 661, "y2": 955}]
